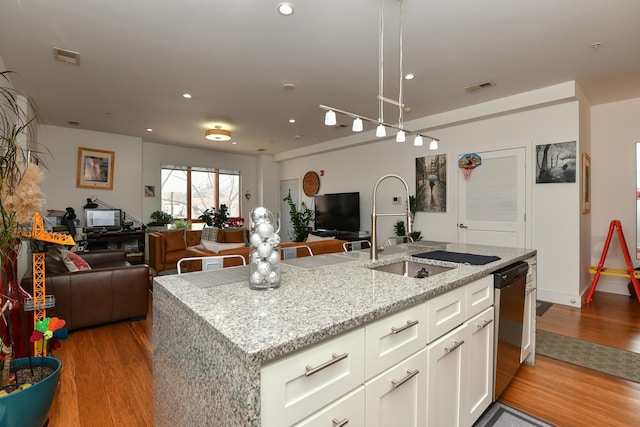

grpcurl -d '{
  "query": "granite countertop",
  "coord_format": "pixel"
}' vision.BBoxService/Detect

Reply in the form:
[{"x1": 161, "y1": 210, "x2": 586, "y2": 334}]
[{"x1": 153, "y1": 241, "x2": 535, "y2": 364}]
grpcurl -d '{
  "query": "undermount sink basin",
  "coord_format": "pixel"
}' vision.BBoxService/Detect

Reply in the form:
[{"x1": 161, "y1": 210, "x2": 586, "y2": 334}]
[{"x1": 370, "y1": 261, "x2": 453, "y2": 278}]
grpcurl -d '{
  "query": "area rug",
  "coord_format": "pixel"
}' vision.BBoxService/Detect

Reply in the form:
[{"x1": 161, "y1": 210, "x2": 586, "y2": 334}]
[
  {"x1": 536, "y1": 301, "x2": 553, "y2": 316},
  {"x1": 474, "y1": 402, "x2": 555, "y2": 427},
  {"x1": 536, "y1": 330, "x2": 640, "y2": 383}
]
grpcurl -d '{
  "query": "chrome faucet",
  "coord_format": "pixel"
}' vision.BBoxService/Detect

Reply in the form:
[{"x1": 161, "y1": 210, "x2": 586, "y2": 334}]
[{"x1": 371, "y1": 174, "x2": 412, "y2": 261}]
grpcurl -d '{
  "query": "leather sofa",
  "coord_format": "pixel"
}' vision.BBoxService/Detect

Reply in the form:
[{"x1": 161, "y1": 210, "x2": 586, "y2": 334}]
[
  {"x1": 183, "y1": 238, "x2": 348, "y2": 272},
  {"x1": 147, "y1": 230, "x2": 202, "y2": 274},
  {"x1": 21, "y1": 248, "x2": 150, "y2": 331}
]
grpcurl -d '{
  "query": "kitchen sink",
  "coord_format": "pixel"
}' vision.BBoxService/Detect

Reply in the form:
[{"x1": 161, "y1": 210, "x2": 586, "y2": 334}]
[{"x1": 370, "y1": 260, "x2": 453, "y2": 278}]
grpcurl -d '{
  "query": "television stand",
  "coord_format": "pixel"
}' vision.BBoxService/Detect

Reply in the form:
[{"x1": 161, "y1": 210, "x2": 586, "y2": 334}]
[
  {"x1": 311, "y1": 230, "x2": 370, "y2": 242},
  {"x1": 84, "y1": 230, "x2": 146, "y2": 264}
]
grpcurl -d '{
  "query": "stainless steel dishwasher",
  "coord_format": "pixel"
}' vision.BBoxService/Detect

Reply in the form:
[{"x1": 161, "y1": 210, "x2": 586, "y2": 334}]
[{"x1": 493, "y1": 261, "x2": 529, "y2": 399}]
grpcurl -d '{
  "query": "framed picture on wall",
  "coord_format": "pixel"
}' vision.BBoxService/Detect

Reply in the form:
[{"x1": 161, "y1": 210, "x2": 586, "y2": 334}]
[
  {"x1": 77, "y1": 147, "x2": 115, "y2": 190},
  {"x1": 582, "y1": 152, "x2": 591, "y2": 214}
]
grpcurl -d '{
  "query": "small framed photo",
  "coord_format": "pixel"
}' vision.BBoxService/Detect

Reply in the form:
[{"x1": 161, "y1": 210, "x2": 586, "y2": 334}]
[
  {"x1": 77, "y1": 147, "x2": 115, "y2": 190},
  {"x1": 582, "y1": 152, "x2": 591, "y2": 214}
]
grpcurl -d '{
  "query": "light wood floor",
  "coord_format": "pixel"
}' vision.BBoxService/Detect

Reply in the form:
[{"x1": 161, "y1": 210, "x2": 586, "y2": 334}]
[{"x1": 46, "y1": 291, "x2": 640, "y2": 426}]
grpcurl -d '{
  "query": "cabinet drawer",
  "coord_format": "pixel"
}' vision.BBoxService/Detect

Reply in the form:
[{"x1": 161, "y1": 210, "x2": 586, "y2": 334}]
[
  {"x1": 294, "y1": 386, "x2": 365, "y2": 427},
  {"x1": 365, "y1": 302, "x2": 427, "y2": 379},
  {"x1": 466, "y1": 276, "x2": 493, "y2": 319},
  {"x1": 261, "y1": 328, "x2": 365, "y2": 427},
  {"x1": 426, "y1": 286, "x2": 466, "y2": 343}
]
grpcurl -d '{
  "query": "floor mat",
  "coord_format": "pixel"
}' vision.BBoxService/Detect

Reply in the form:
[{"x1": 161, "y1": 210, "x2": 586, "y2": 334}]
[
  {"x1": 536, "y1": 301, "x2": 553, "y2": 316},
  {"x1": 474, "y1": 402, "x2": 555, "y2": 427},
  {"x1": 536, "y1": 330, "x2": 640, "y2": 383}
]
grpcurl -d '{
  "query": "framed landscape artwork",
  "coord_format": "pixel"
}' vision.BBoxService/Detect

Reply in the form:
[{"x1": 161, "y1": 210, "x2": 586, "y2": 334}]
[
  {"x1": 582, "y1": 152, "x2": 591, "y2": 214},
  {"x1": 77, "y1": 147, "x2": 115, "y2": 190}
]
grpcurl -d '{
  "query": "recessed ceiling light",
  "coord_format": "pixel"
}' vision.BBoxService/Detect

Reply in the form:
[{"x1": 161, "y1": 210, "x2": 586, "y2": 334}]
[
  {"x1": 231, "y1": 141, "x2": 237, "y2": 145},
  {"x1": 591, "y1": 42, "x2": 602, "y2": 49},
  {"x1": 283, "y1": 83, "x2": 296, "y2": 90},
  {"x1": 183, "y1": 93, "x2": 192, "y2": 99},
  {"x1": 404, "y1": 73, "x2": 415, "y2": 80},
  {"x1": 289, "y1": 119, "x2": 296, "y2": 123},
  {"x1": 278, "y1": 3, "x2": 294, "y2": 16},
  {"x1": 146, "y1": 128, "x2": 153, "y2": 132}
]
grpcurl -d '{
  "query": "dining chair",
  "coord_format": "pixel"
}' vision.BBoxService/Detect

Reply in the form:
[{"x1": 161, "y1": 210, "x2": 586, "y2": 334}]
[{"x1": 177, "y1": 254, "x2": 246, "y2": 274}]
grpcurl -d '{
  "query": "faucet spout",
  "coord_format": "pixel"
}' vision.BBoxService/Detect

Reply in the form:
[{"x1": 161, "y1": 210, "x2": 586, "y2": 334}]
[{"x1": 370, "y1": 174, "x2": 412, "y2": 261}]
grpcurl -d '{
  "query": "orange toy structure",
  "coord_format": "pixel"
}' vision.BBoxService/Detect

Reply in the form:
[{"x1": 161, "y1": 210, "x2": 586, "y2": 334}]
[{"x1": 21, "y1": 212, "x2": 75, "y2": 355}]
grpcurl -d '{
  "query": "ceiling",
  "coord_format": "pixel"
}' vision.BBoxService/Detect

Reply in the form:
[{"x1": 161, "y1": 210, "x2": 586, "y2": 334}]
[{"x1": 1, "y1": 0, "x2": 639, "y2": 156}]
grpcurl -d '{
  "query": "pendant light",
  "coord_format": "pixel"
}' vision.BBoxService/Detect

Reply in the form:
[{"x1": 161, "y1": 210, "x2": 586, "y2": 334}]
[{"x1": 319, "y1": 0, "x2": 439, "y2": 148}]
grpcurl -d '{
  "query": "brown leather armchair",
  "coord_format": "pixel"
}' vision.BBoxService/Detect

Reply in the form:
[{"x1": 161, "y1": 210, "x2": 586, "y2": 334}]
[
  {"x1": 21, "y1": 247, "x2": 150, "y2": 331},
  {"x1": 148, "y1": 230, "x2": 202, "y2": 274}
]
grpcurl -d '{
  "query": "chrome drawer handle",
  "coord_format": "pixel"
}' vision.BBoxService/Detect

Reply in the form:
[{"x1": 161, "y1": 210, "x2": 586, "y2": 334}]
[
  {"x1": 391, "y1": 319, "x2": 419, "y2": 334},
  {"x1": 305, "y1": 352, "x2": 348, "y2": 377},
  {"x1": 332, "y1": 417, "x2": 349, "y2": 427},
  {"x1": 391, "y1": 369, "x2": 419, "y2": 389},
  {"x1": 444, "y1": 340, "x2": 464, "y2": 353},
  {"x1": 475, "y1": 318, "x2": 493, "y2": 330}
]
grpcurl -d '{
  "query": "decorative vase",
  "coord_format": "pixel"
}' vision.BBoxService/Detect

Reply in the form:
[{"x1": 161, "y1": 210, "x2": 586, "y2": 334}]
[
  {"x1": 0, "y1": 356, "x2": 62, "y2": 427},
  {"x1": 248, "y1": 207, "x2": 281, "y2": 290},
  {"x1": 0, "y1": 251, "x2": 31, "y2": 359}
]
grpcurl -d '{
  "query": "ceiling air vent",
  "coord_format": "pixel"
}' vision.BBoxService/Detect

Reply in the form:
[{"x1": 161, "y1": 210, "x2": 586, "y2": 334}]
[
  {"x1": 53, "y1": 47, "x2": 80, "y2": 65},
  {"x1": 464, "y1": 80, "x2": 496, "y2": 93}
]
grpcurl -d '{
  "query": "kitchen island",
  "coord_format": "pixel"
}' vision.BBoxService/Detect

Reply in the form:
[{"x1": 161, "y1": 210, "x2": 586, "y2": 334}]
[{"x1": 153, "y1": 241, "x2": 535, "y2": 426}]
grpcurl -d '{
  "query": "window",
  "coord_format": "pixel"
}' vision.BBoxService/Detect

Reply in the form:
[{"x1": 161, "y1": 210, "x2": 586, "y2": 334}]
[{"x1": 161, "y1": 165, "x2": 240, "y2": 220}]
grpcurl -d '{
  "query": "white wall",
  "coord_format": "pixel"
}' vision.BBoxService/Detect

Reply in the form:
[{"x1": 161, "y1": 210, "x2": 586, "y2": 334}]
[
  {"x1": 38, "y1": 125, "x2": 144, "y2": 226},
  {"x1": 591, "y1": 97, "x2": 640, "y2": 295},
  {"x1": 278, "y1": 84, "x2": 584, "y2": 306}
]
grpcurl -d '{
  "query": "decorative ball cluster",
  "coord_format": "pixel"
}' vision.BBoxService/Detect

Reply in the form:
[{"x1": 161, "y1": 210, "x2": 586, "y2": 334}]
[{"x1": 249, "y1": 207, "x2": 281, "y2": 287}]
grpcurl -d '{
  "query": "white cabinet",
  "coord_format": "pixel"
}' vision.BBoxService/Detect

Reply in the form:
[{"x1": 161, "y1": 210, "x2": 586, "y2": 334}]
[
  {"x1": 425, "y1": 321, "x2": 466, "y2": 426},
  {"x1": 261, "y1": 328, "x2": 365, "y2": 427},
  {"x1": 294, "y1": 387, "x2": 365, "y2": 427},
  {"x1": 425, "y1": 307, "x2": 494, "y2": 427},
  {"x1": 365, "y1": 348, "x2": 427, "y2": 427},
  {"x1": 464, "y1": 307, "x2": 495, "y2": 426},
  {"x1": 261, "y1": 275, "x2": 495, "y2": 427},
  {"x1": 521, "y1": 257, "x2": 537, "y2": 363},
  {"x1": 365, "y1": 302, "x2": 427, "y2": 379}
]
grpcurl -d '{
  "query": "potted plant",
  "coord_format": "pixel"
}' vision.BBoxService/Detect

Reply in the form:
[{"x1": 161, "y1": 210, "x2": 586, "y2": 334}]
[
  {"x1": 283, "y1": 190, "x2": 314, "y2": 242},
  {"x1": 147, "y1": 210, "x2": 173, "y2": 231},
  {"x1": 1, "y1": 70, "x2": 61, "y2": 425},
  {"x1": 171, "y1": 219, "x2": 192, "y2": 230},
  {"x1": 198, "y1": 204, "x2": 229, "y2": 229}
]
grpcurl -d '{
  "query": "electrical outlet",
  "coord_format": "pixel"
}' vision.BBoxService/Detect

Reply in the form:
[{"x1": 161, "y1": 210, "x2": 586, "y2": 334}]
[{"x1": 392, "y1": 196, "x2": 402, "y2": 205}]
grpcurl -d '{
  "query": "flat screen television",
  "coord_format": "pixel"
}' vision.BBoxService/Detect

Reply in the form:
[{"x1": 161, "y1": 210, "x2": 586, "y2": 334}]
[
  {"x1": 85, "y1": 208, "x2": 122, "y2": 230},
  {"x1": 314, "y1": 192, "x2": 360, "y2": 233}
]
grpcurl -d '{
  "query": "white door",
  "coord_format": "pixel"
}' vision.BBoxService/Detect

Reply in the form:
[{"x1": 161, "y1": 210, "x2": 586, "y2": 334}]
[
  {"x1": 457, "y1": 148, "x2": 526, "y2": 247},
  {"x1": 280, "y1": 179, "x2": 299, "y2": 243}
]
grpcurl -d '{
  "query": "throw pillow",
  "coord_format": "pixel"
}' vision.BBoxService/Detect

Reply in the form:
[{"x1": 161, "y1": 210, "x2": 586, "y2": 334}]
[
  {"x1": 305, "y1": 234, "x2": 336, "y2": 242},
  {"x1": 61, "y1": 250, "x2": 91, "y2": 272},
  {"x1": 201, "y1": 226, "x2": 219, "y2": 243},
  {"x1": 164, "y1": 231, "x2": 186, "y2": 252}
]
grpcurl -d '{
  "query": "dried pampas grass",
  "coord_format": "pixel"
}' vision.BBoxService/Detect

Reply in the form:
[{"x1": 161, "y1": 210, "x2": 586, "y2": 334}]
[{"x1": 1, "y1": 163, "x2": 46, "y2": 225}]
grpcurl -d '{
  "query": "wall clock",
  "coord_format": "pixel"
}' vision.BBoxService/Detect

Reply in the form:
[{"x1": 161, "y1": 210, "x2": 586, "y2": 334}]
[{"x1": 303, "y1": 171, "x2": 320, "y2": 197}]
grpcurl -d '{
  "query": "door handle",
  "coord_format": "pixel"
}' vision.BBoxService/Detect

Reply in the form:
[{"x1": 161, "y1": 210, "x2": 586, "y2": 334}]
[{"x1": 459, "y1": 224, "x2": 468, "y2": 229}]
